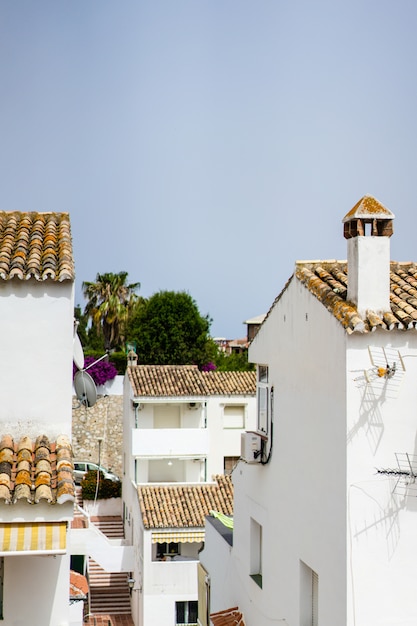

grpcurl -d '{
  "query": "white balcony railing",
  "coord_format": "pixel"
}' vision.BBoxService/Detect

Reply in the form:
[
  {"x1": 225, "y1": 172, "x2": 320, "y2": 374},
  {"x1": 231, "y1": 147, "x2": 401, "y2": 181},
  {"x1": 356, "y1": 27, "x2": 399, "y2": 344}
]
[{"x1": 132, "y1": 428, "x2": 209, "y2": 458}]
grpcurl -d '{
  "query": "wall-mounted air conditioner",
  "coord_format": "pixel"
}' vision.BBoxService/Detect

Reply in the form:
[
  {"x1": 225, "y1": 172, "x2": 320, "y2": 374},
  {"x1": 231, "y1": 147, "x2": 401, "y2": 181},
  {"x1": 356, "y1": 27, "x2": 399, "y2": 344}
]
[{"x1": 241, "y1": 431, "x2": 264, "y2": 464}]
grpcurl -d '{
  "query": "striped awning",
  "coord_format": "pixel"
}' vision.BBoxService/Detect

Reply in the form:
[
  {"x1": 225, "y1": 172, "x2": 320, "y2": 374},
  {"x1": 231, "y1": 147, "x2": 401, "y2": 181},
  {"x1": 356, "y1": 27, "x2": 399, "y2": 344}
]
[
  {"x1": 151, "y1": 531, "x2": 205, "y2": 544},
  {"x1": 0, "y1": 522, "x2": 67, "y2": 555}
]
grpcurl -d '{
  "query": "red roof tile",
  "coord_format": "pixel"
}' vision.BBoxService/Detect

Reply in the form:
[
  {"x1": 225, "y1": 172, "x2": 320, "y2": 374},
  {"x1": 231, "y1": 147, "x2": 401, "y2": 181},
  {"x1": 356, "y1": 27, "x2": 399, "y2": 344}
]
[
  {"x1": 0, "y1": 211, "x2": 74, "y2": 282},
  {"x1": 0, "y1": 434, "x2": 74, "y2": 505},
  {"x1": 138, "y1": 475, "x2": 233, "y2": 529},
  {"x1": 69, "y1": 570, "x2": 88, "y2": 598},
  {"x1": 210, "y1": 607, "x2": 246, "y2": 626},
  {"x1": 295, "y1": 260, "x2": 417, "y2": 333},
  {"x1": 127, "y1": 365, "x2": 256, "y2": 397}
]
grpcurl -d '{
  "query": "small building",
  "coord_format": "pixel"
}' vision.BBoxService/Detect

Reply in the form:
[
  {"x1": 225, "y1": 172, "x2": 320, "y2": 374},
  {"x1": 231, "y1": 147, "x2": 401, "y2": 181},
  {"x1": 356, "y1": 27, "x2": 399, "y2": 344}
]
[
  {"x1": 0, "y1": 211, "x2": 77, "y2": 626},
  {"x1": 122, "y1": 363, "x2": 256, "y2": 626},
  {"x1": 131, "y1": 476, "x2": 233, "y2": 626},
  {"x1": 200, "y1": 196, "x2": 417, "y2": 626},
  {"x1": 123, "y1": 364, "x2": 256, "y2": 484}
]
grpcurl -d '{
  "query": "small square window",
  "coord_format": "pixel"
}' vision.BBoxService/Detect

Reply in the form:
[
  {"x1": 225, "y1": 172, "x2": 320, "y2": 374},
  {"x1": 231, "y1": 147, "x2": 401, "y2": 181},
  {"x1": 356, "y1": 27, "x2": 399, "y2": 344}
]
[
  {"x1": 176, "y1": 600, "x2": 198, "y2": 625},
  {"x1": 224, "y1": 456, "x2": 239, "y2": 475},
  {"x1": 258, "y1": 365, "x2": 268, "y2": 383},
  {"x1": 223, "y1": 405, "x2": 245, "y2": 429}
]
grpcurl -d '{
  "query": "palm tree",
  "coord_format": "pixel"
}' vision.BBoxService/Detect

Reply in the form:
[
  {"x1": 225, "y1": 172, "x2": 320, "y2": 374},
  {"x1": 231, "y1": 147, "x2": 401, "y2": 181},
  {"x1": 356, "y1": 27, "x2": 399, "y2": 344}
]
[{"x1": 82, "y1": 271, "x2": 140, "y2": 351}]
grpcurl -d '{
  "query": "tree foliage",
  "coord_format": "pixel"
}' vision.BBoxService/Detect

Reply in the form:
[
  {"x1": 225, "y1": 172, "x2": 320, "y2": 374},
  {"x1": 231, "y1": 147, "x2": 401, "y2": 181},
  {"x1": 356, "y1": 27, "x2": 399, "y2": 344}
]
[
  {"x1": 214, "y1": 349, "x2": 255, "y2": 372},
  {"x1": 82, "y1": 271, "x2": 140, "y2": 351},
  {"x1": 127, "y1": 290, "x2": 215, "y2": 367}
]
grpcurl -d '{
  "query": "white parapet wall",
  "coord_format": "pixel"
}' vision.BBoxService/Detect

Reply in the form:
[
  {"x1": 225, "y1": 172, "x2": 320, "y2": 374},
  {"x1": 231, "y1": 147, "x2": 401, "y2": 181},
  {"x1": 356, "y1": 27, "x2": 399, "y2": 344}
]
[{"x1": 82, "y1": 497, "x2": 122, "y2": 517}]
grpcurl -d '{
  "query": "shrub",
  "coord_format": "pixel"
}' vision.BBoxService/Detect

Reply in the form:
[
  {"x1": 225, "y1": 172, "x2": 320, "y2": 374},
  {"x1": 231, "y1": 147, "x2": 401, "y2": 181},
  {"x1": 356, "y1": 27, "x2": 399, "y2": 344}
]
[
  {"x1": 73, "y1": 355, "x2": 118, "y2": 386},
  {"x1": 81, "y1": 470, "x2": 122, "y2": 500}
]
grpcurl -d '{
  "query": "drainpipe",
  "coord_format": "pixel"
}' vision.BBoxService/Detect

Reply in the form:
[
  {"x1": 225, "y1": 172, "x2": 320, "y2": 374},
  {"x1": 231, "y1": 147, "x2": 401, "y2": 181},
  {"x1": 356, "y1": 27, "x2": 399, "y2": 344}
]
[{"x1": 133, "y1": 401, "x2": 140, "y2": 428}]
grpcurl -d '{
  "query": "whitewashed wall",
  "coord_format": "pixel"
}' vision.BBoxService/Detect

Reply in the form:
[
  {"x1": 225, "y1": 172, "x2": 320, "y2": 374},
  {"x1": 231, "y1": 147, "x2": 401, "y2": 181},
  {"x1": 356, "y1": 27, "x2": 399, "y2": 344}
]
[
  {"x1": 4, "y1": 552, "x2": 71, "y2": 625},
  {"x1": 226, "y1": 276, "x2": 348, "y2": 626},
  {"x1": 206, "y1": 272, "x2": 417, "y2": 626},
  {"x1": 346, "y1": 331, "x2": 417, "y2": 626},
  {"x1": 0, "y1": 281, "x2": 74, "y2": 438},
  {"x1": 126, "y1": 394, "x2": 256, "y2": 483}
]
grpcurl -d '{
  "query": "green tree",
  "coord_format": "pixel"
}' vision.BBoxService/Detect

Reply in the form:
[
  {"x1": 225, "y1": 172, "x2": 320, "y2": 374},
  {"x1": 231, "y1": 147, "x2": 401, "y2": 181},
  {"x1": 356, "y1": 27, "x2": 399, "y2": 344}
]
[
  {"x1": 82, "y1": 272, "x2": 140, "y2": 351},
  {"x1": 214, "y1": 349, "x2": 255, "y2": 372},
  {"x1": 74, "y1": 304, "x2": 88, "y2": 346},
  {"x1": 127, "y1": 290, "x2": 214, "y2": 366}
]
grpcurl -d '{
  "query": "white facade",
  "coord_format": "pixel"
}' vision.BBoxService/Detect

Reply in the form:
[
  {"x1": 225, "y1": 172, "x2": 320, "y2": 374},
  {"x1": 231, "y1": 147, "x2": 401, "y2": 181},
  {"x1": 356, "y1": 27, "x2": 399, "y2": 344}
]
[
  {"x1": 123, "y1": 369, "x2": 255, "y2": 626},
  {"x1": 200, "y1": 203, "x2": 417, "y2": 626},
  {"x1": 0, "y1": 280, "x2": 74, "y2": 437},
  {"x1": 124, "y1": 375, "x2": 256, "y2": 486},
  {"x1": 0, "y1": 212, "x2": 78, "y2": 625}
]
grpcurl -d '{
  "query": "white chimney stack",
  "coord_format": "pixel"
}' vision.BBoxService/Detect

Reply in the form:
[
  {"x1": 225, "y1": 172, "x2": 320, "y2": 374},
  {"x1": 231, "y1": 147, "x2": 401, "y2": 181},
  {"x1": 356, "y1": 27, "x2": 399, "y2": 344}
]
[{"x1": 343, "y1": 195, "x2": 395, "y2": 318}]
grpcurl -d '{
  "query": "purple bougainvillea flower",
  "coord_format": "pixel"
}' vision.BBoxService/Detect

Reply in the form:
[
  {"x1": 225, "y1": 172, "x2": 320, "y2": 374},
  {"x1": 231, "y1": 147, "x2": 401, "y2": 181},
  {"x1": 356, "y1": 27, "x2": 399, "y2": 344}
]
[{"x1": 73, "y1": 356, "x2": 118, "y2": 386}]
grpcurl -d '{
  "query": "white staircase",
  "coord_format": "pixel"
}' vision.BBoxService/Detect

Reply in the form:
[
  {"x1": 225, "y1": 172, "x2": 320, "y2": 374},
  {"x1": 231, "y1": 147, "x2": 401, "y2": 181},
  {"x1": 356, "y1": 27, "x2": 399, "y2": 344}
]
[{"x1": 88, "y1": 517, "x2": 132, "y2": 616}]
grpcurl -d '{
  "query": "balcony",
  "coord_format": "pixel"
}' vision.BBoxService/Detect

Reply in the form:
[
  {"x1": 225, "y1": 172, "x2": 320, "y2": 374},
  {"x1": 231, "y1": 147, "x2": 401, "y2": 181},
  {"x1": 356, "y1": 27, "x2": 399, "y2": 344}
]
[
  {"x1": 132, "y1": 428, "x2": 208, "y2": 458},
  {"x1": 147, "y1": 559, "x2": 198, "y2": 594}
]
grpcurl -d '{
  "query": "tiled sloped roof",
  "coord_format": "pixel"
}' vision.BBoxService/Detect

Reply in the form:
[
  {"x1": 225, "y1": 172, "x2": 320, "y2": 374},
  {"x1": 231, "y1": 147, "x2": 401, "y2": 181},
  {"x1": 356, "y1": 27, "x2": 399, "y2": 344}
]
[
  {"x1": 128, "y1": 365, "x2": 207, "y2": 397},
  {"x1": 202, "y1": 370, "x2": 256, "y2": 395},
  {"x1": 0, "y1": 434, "x2": 74, "y2": 505},
  {"x1": 127, "y1": 365, "x2": 256, "y2": 397},
  {"x1": 295, "y1": 260, "x2": 417, "y2": 334},
  {"x1": 210, "y1": 607, "x2": 245, "y2": 626},
  {"x1": 0, "y1": 211, "x2": 74, "y2": 281},
  {"x1": 138, "y1": 475, "x2": 233, "y2": 529},
  {"x1": 69, "y1": 570, "x2": 89, "y2": 599}
]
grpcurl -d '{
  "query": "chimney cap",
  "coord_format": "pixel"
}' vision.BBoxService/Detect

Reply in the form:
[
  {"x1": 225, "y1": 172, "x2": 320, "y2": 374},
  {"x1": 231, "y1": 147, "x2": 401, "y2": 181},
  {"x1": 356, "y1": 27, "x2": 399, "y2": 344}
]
[{"x1": 342, "y1": 195, "x2": 395, "y2": 223}]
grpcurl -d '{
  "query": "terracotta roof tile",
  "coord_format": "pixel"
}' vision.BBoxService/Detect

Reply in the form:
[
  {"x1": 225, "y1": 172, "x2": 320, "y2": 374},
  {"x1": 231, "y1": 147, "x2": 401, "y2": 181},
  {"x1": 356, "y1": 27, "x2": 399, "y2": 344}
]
[
  {"x1": 210, "y1": 607, "x2": 246, "y2": 626},
  {"x1": 202, "y1": 370, "x2": 256, "y2": 395},
  {"x1": 69, "y1": 570, "x2": 89, "y2": 599},
  {"x1": 127, "y1": 365, "x2": 256, "y2": 397},
  {"x1": 138, "y1": 475, "x2": 233, "y2": 529},
  {"x1": 293, "y1": 260, "x2": 417, "y2": 334},
  {"x1": 0, "y1": 212, "x2": 74, "y2": 282},
  {"x1": 0, "y1": 434, "x2": 74, "y2": 505}
]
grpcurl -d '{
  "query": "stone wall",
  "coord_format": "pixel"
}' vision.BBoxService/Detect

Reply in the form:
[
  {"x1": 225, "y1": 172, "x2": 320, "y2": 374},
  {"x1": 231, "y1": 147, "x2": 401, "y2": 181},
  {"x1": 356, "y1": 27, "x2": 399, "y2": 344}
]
[{"x1": 72, "y1": 394, "x2": 124, "y2": 477}]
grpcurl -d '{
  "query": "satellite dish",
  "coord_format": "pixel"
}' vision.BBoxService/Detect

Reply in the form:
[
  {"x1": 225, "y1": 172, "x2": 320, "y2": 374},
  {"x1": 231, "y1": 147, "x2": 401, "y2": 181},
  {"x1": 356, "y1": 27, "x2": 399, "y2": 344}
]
[
  {"x1": 73, "y1": 332, "x2": 85, "y2": 370},
  {"x1": 74, "y1": 370, "x2": 97, "y2": 408}
]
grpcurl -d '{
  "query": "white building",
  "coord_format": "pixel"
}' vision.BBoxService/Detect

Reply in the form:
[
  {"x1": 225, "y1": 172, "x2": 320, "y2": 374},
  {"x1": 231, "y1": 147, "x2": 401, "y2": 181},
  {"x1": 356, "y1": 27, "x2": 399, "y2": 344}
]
[
  {"x1": 122, "y1": 363, "x2": 256, "y2": 626},
  {"x1": 0, "y1": 211, "x2": 77, "y2": 626},
  {"x1": 200, "y1": 195, "x2": 417, "y2": 626},
  {"x1": 123, "y1": 363, "x2": 256, "y2": 484}
]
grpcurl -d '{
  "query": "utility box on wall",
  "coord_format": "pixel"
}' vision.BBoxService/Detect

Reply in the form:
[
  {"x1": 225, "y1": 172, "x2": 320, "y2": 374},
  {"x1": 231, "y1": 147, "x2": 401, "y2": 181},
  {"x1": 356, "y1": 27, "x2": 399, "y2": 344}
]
[{"x1": 241, "y1": 431, "x2": 263, "y2": 464}]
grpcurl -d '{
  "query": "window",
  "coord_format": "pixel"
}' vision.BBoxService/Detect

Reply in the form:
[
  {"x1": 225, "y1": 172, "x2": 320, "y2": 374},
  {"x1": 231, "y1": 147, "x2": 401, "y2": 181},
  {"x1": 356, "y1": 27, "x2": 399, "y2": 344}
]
[
  {"x1": 223, "y1": 405, "x2": 245, "y2": 429},
  {"x1": 249, "y1": 518, "x2": 262, "y2": 588},
  {"x1": 257, "y1": 365, "x2": 269, "y2": 435},
  {"x1": 300, "y1": 561, "x2": 318, "y2": 626},
  {"x1": 156, "y1": 542, "x2": 180, "y2": 559},
  {"x1": 176, "y1": 600, "x2": 198, "y2": 625},
  {"x1": 224, "y1": 456, "x2": 239, "y2": 475}
]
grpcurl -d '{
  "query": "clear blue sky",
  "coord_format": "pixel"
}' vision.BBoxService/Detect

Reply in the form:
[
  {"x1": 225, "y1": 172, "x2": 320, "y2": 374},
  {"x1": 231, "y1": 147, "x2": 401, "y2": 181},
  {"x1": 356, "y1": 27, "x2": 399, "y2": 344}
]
[{"x1": 1, "y1": 1, "x2": 417, "y2": 338}]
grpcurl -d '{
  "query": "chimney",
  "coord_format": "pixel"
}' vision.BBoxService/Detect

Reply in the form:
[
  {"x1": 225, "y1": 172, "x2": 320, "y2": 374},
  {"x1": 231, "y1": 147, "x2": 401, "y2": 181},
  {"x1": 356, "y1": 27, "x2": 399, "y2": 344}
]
[
  {"x1": 127, "y1": 349, "x2": 138, "y2": 367},
  {"x1": 343, "y1": 195, "x2": 394, "y2": 317}
]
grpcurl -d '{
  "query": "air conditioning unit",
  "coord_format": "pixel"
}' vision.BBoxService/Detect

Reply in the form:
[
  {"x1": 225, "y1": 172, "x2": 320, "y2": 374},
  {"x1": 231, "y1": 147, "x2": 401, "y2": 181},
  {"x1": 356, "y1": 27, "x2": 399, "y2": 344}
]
[{"x1": 241, "y1": 431, "x2": 264, "y2": 464}]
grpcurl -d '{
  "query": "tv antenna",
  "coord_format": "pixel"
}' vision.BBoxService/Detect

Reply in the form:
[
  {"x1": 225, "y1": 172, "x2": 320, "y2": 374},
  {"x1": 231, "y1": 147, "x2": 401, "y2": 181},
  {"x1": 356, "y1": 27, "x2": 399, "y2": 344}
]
[
  {"x1": 354, "y1": 347, "x2": 406, "y2": 396},
  {"x1": 364, "y1": 346, "x2": 405, "y2": 383},
  {"x1": 377, "y1": 453, "x2": 417, "y2": 496}
]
